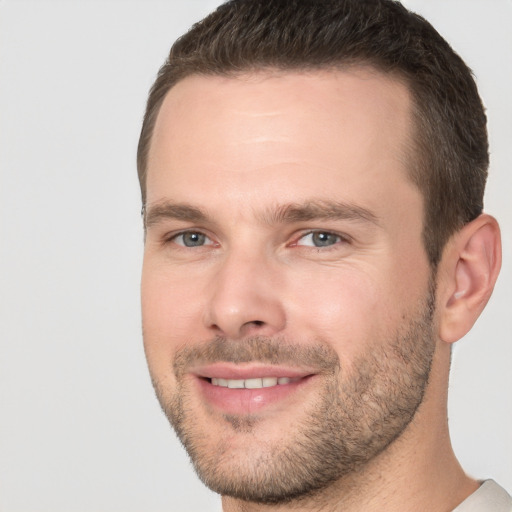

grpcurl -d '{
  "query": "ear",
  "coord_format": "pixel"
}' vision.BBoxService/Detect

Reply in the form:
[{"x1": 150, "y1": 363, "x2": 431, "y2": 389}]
[{"x1": 437, "y1": 214, "x2": 501, "y2": 344}]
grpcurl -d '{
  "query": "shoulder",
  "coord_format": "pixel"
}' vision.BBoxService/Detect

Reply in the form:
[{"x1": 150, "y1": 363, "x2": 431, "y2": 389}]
[{"x1": 453, "y1": 481, "x2": 512, "y2": 512}]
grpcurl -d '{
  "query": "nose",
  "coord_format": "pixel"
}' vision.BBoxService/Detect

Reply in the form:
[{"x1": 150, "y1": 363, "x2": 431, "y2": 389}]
[{"x1": 203, "y1": 250, "x2": 287, "y2": 340}]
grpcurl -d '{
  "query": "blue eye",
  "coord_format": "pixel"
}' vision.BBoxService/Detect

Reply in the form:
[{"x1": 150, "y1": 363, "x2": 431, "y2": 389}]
[
  {"x1": 174, "y1": 232, "x2": 210, "y2": 247},
  {"x1": 298, "y1": 231, "x2": 342, "y2": 247}
]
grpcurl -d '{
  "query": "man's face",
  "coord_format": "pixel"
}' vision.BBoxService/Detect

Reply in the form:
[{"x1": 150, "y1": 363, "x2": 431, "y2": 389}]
[{"x1": 141, "y1": 69, "x2": 436, "y2": 503}]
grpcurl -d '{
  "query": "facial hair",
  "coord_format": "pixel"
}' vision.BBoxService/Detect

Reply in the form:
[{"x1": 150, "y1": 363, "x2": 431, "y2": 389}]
[{"x1": 151, "y1": 288, "x2": 436, "y2": 505}]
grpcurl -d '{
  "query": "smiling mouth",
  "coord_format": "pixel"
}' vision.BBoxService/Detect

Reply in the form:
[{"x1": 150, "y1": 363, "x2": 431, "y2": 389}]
[
  {"x1": 210, "y1": 376, "x2": 301, "y2": 389},
  {"x1": 194, "y1": 369, "x2": 316, "y2": 414}
]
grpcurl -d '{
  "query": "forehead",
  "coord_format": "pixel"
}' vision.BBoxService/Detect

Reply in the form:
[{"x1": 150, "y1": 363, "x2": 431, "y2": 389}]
[{"x1": 147, "y1": 68, "x2": 416, "y2": 214}]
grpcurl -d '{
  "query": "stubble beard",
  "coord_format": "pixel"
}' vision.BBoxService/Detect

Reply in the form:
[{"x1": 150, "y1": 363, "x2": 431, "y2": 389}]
[{"x1": 151, "y1": 287, "x2": 437, "y2": 505}]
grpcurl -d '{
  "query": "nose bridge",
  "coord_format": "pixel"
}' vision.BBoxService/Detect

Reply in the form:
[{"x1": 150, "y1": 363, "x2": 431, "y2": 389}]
[{"x1": 204, "y1": 243, "x2": 286, "y2": 339}]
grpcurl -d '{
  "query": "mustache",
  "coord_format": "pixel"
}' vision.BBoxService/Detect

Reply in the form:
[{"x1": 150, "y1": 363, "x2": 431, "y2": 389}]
[{"x1": 173, "y1": 336, "x2": 340, "y2": 378}]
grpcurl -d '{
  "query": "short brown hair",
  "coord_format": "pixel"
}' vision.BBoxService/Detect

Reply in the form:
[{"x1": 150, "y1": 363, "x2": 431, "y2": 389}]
[{"x1": 137, "y1": 0, "x2": 488, "y2": 267}]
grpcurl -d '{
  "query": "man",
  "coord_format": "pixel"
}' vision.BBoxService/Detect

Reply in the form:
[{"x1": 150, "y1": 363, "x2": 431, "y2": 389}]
[{"x1": 137, "y1": 0, "x2": 511, "y2": 510}]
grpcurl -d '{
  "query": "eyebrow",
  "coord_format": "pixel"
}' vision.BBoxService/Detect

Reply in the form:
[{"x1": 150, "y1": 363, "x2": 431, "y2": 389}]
[
  {"x1": 144, "y1": 202, "x2": 208, "y2": 228},
  {"x1": 260, "y1": 200, "x2": 379, "y2": 226},
  {"x1": 143, "y1": 199, "x2": 379, "y2": 229}
]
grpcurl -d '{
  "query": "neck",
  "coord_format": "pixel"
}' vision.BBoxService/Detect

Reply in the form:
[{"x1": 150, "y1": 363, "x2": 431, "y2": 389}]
[{"x1": 222, "y1": 343, "x2": 478, "y2": 512}]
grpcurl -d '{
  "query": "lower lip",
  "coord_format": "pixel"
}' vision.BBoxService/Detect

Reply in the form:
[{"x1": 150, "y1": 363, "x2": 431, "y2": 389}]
[{"x1": 195, "y1": 376, "x2": 313, "y2": 415}]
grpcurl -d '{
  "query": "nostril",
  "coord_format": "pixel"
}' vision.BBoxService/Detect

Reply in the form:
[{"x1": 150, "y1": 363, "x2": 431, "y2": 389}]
[{"x1": 241, "y1": 320, "x2": 265, "y2": 331}]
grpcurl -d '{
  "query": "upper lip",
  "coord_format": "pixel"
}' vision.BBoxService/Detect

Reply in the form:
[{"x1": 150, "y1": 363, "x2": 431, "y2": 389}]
[{"x1": 191, "y1": 363, "x2": 315, "y2": 380}]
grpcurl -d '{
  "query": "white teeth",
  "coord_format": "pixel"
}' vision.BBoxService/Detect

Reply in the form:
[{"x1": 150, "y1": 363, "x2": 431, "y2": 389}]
[
  {"x1": 211, "y1": 377, "x2": 296, "y2": 389},
  {"x1": 262, "y1": 377, "x2": 278, "y2": 387},
  {"x1": 227, "y1": 379, "x2": 245, "y2": 389},
  {"x1": 244, "y1": 378, "x2": 263, "y2": 389}
]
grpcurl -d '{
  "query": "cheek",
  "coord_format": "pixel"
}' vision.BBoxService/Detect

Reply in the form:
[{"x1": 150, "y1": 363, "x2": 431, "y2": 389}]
[
  {"x1": 284, "y1": 260, "x2": 428, "y2": 361},
  {"x1": 285, "y1": 267, "x2": 384, "y2": 352},
  {"x1": 141, "y1": 262, "x2": 206, "y2": 374}
]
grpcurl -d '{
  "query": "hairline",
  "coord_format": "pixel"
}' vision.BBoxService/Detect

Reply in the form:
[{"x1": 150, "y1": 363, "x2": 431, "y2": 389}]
[{"x1": 140, "y1": 62, "x2": 422, "y2": 197}]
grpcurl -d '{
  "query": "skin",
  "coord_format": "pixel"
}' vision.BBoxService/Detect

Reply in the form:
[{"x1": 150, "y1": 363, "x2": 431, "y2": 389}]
[{"x1": 141, "y1": 69, "x2": 501, "y2": 511}]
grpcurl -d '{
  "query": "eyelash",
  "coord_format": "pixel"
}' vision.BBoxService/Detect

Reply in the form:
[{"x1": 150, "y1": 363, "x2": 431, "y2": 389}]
[
  {"x1": 164, "y1": 229, "x2": 350, "y2": 250},
  {"x1": 166, "y1": 231, "x2": 216, "y2": 248},
  {"x1": 293, "y1": 230, "x2": 350, "y2": 249}
]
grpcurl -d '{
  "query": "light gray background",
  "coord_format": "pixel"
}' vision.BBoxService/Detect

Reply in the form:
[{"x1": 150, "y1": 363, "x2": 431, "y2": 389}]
[{"x1": 0, "y1": 1, "x2": 510, "y2": 511}]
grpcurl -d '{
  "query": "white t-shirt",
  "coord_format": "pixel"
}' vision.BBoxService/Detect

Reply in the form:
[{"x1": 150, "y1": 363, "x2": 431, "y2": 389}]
[{"x1": 453, "y1": 481, "x2": 512, "y2": 512}]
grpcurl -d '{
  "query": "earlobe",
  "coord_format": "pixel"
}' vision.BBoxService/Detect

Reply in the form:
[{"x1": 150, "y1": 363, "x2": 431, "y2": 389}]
[{"x1": 438, "y1": 214, "x2": 501, "y2": 344}]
